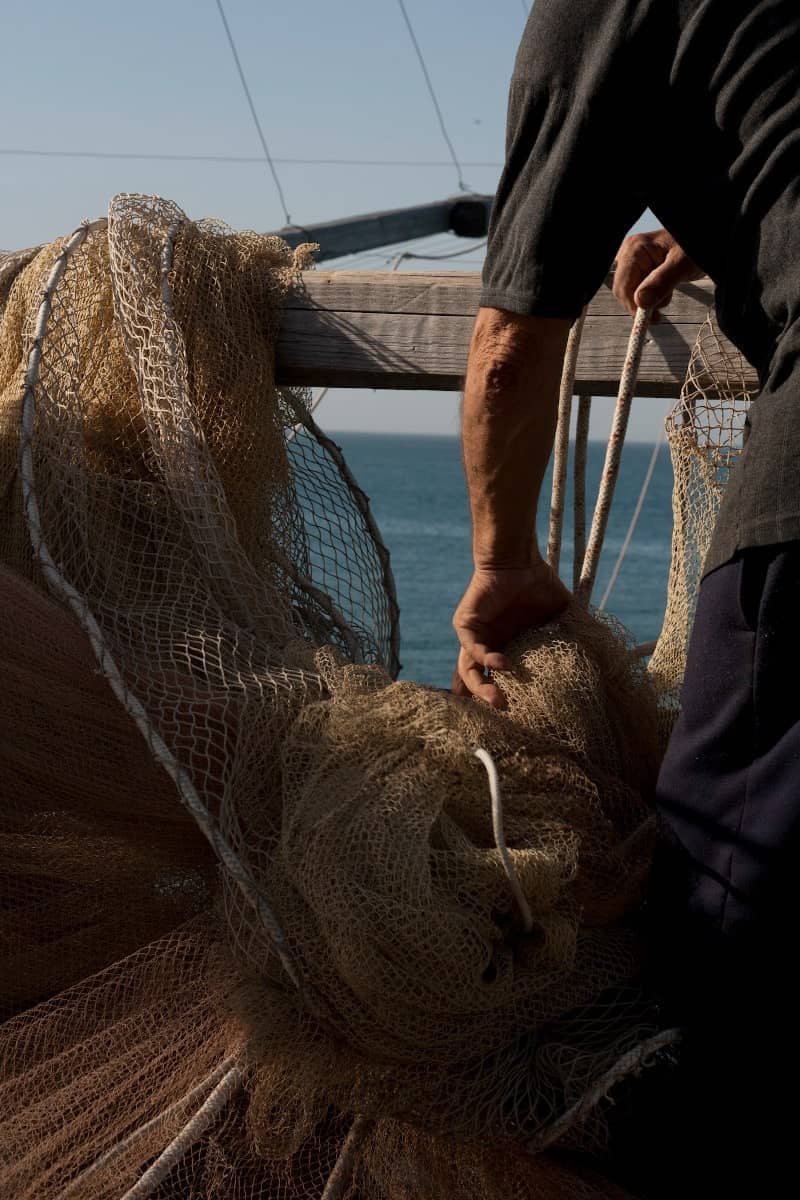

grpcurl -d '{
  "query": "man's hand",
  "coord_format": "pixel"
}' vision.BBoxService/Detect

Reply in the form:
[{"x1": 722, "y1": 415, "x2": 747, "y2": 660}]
[
  {"x1": 613, "y1": 229, "x2": 702, "y2": 323},
  {"x1": 452, "y1": 557, "x2": 569, "y2": 708}
]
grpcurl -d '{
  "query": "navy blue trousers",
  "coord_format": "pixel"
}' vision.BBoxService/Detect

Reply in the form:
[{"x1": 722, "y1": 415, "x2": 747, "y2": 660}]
[{"x1": 648, "y1": 543, "x2": 800, "y2": 1191}]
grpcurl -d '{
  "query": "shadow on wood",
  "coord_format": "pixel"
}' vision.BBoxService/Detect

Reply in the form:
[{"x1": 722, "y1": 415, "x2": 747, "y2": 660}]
[{"x1": 276, "y1": 272, "x2": 759, "y2": 399}]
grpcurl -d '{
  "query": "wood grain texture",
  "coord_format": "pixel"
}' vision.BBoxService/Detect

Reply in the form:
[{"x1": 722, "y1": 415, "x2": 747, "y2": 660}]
[{"x1": 275, "y1": 272, "x2": 760, "y2": 397}]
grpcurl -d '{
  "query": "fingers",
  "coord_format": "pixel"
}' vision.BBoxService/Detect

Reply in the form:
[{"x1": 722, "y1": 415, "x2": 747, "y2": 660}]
[
  {"x1": 614, "y1": 230, "x2": 702, "y2": 323},
  {"x1": 450, "y1": 564, "x2": 567, "y2": 708},
  {"x1": 453, "y1": 648, "x2": 507, "y2": 709},
  {"x1": 451, "y1": 668, "x2": 469, "y2": 699},
  {"x1": 613, "y1": 235, "x2": 665, "y2": 316},
  {"x1": 647, "y1": 290, "x2": 674, "y2": 324},
  {"x1": 462, "y1": 660, "x2": 506, "y2": 708},
  {"x1": 635, "y1": 254, "x2": 685, "y2": 311},
  {"x1": 460, "y1": 642, "x2": 511, "y2": 673}
]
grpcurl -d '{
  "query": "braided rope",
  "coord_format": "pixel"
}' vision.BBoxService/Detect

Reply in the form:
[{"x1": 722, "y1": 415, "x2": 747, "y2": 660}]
[
  {"x1": 526, "y1": 1027, "x2": 681, "y2": 1153},
  {"x1": 572, "y1": 394, "x2": 592, "y2": 590},
  {"x1": 119, "y1": 1064, "x2": 244, "y2": 1199},
  {"x1": 321, "y1": 1116, "x2": 375, "y2": 1200},
  {"x1": 61, "y1": 1054, "x2": 245, "y2": 1196},
  {"x1": 547, "y1": 309, "x2": 587, "y2": 573}
]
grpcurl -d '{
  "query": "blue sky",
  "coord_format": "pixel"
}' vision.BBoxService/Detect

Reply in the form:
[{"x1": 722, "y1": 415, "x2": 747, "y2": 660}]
[{"x1": 1, "y1": 0, "x2": 663, "y2": 437}]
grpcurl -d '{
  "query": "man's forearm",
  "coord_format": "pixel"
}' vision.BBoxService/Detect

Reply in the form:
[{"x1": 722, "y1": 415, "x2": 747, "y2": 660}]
[{"x1": 462, "y1": 307, "x2": 572, "y2": 569}]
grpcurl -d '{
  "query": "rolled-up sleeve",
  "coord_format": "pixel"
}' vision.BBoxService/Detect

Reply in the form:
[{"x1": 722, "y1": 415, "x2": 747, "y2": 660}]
[{"x1": 480, "y1": 0, "x2": 650, "y2": 318}]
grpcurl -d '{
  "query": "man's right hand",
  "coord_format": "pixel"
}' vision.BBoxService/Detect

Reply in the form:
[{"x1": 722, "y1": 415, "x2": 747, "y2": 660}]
[
  {"x1": 613, "y1": 229, "x2": 702, "y2": 323},
  {"x1": 452, "y1": 557, "x2": 570, "y2": 708}
]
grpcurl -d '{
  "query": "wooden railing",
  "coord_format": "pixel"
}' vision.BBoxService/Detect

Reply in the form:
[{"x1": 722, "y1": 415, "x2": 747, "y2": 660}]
[{"x1": 276, "y1": 271, "x2": 758, "y2": 398}]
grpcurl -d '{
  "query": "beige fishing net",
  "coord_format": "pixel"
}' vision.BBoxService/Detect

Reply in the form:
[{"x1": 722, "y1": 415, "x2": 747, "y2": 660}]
[
  {"x1": 0, "y1": 195, "x2": 748, "y2": 1199},
  {"x1": 649, "y1": 315, "x2": 752, "y2": 706}
]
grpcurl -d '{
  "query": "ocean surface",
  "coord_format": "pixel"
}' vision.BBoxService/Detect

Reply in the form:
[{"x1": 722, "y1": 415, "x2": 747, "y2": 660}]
[{"x1": 331, "y1": 432, "x2": 675, "y2": 689}]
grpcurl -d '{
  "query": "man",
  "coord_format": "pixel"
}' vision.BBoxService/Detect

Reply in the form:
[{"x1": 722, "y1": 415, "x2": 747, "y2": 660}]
[{"x1": 452, "y1": 1, "x2": 800, "y2": 1191}]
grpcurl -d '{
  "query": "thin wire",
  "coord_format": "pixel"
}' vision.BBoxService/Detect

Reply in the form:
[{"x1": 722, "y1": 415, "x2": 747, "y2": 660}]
[
  {"x1": 416, "y1": 257, "x2": 485, "y2": 265},
  {"x1": 286, "y1": 387, "x2": 329, "y2": 443},
  {"x1": 391, "y1": 239, "x2": 487, "y2": 264},
  {"x1": 395, "y1": 0, "x2": 470, "y2": 193},
  {"x1": 0, "y1": 148, "x2": 503, "y2": 168},
  {"x1": 598, "y1": 420, "x2": 667, "y2": 612},
  {"x1": 324, "y1": 238, "x2": 461, "y2": 269},
  {"x1": 213, "y1": 0, "x2": 293, "y2": 225},
  {"x1": 404, "y1": 233, "x2": 482, "y2": 253},
  {"x1": 380, "y1": 233, "x2": 462, "y2": 257},
  {"x1": 576, "y1": 307, "x2": 652, "y2": 604},
  {"x1": 329, "y1": 254, "x2": 397, "y2": 267},
  {"x1": 330, "y1": 236, "x2": 486, "y2": 269}
]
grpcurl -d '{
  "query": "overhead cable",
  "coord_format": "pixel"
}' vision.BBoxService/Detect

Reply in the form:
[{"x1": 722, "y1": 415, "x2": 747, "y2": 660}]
[
  {"x1": 0, "y1": 148, "x2": 503, "y2": 169},
  {"x1": 395, "y1": 0, "x2": 471, "y2": 193},
  {"x1": 214, "y1": 0, "x2": 294, "y2": 225},
  {"x1": 390, "y1": 239, "x2": 487, "y2": 265}
]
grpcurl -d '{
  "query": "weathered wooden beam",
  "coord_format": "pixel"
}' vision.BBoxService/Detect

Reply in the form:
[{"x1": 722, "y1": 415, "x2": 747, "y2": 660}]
[
  {"x1": 275, "y1": 271, "x2": 760, "y2": 397},
  {"x1": 268, "y1": 197, "x2": 493, "y2": 264}
]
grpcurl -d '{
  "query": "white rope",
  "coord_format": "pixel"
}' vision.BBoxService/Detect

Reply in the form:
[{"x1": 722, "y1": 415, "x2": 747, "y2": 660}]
[
  {"x1": 18, "y1": 216, "x2": 301, "y2": 991},
  {"x1": 320, "y1": 1115, "x2": 375, "y2": 1200},
  {"x1": 61, "y1": 1054, "x2": 244, "y2": 1197},
  {"x1": 389, "y1": 239, "x2": 488, "y2": 267},
  {"x1": 526, "y1": 1027, "x2": 681, "y2": 1153},
  {"x1": 474, "y1": 748, "x2": 534, "y2": 933},
  {"x1": 598, "y1": 420, "x2": 666, "y2": 612},
  {"x1": 572, "y1": 394, "x2": 592, "y2": 590},
  {"x1": 577, "y1": 307, "x2": 652, "y2": 604},
  {"x1": 286, "y1": 386, "x2": 328, "y2": 443},
  {"x1": 547, "y1": 309, "x2": 587, "y2": 573},
  {"x1": 119, "y1": 1063, "x2": 244, "y2": 1200}
]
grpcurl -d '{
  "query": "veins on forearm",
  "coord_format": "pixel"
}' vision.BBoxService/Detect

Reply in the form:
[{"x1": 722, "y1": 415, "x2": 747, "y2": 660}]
[{"x1": 461, "y1": 308, "x2": 571, "y2": 565}]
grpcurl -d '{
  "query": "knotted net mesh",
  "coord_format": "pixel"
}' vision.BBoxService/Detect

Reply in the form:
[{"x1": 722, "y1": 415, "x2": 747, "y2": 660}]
[
  {"x1": 649, "y1": 314, "x2": 752, "y2": 707},
  {"x1": 0, "y1": 196, "x2": 750, "y2": 1199}
]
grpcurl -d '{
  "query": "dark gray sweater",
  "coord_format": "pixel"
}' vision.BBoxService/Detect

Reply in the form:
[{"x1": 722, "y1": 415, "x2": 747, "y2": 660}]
[{"x1": 481, "y1": 0, "x2": 800, "y2": 573}]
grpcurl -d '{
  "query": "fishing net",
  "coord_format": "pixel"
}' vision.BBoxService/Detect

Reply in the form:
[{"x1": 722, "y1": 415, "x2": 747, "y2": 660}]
[
  {"x1": 0, "y1": 195, "x2": 732, "y2": 1199},
  {"x1": 649, "y1": 314, "x2": 753, "y2": 707}
]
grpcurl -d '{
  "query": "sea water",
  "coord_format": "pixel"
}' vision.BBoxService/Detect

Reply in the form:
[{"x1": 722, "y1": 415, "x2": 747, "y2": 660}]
[{"x1": 331, "y1": 432, "x2": 674, "y2": 689}]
